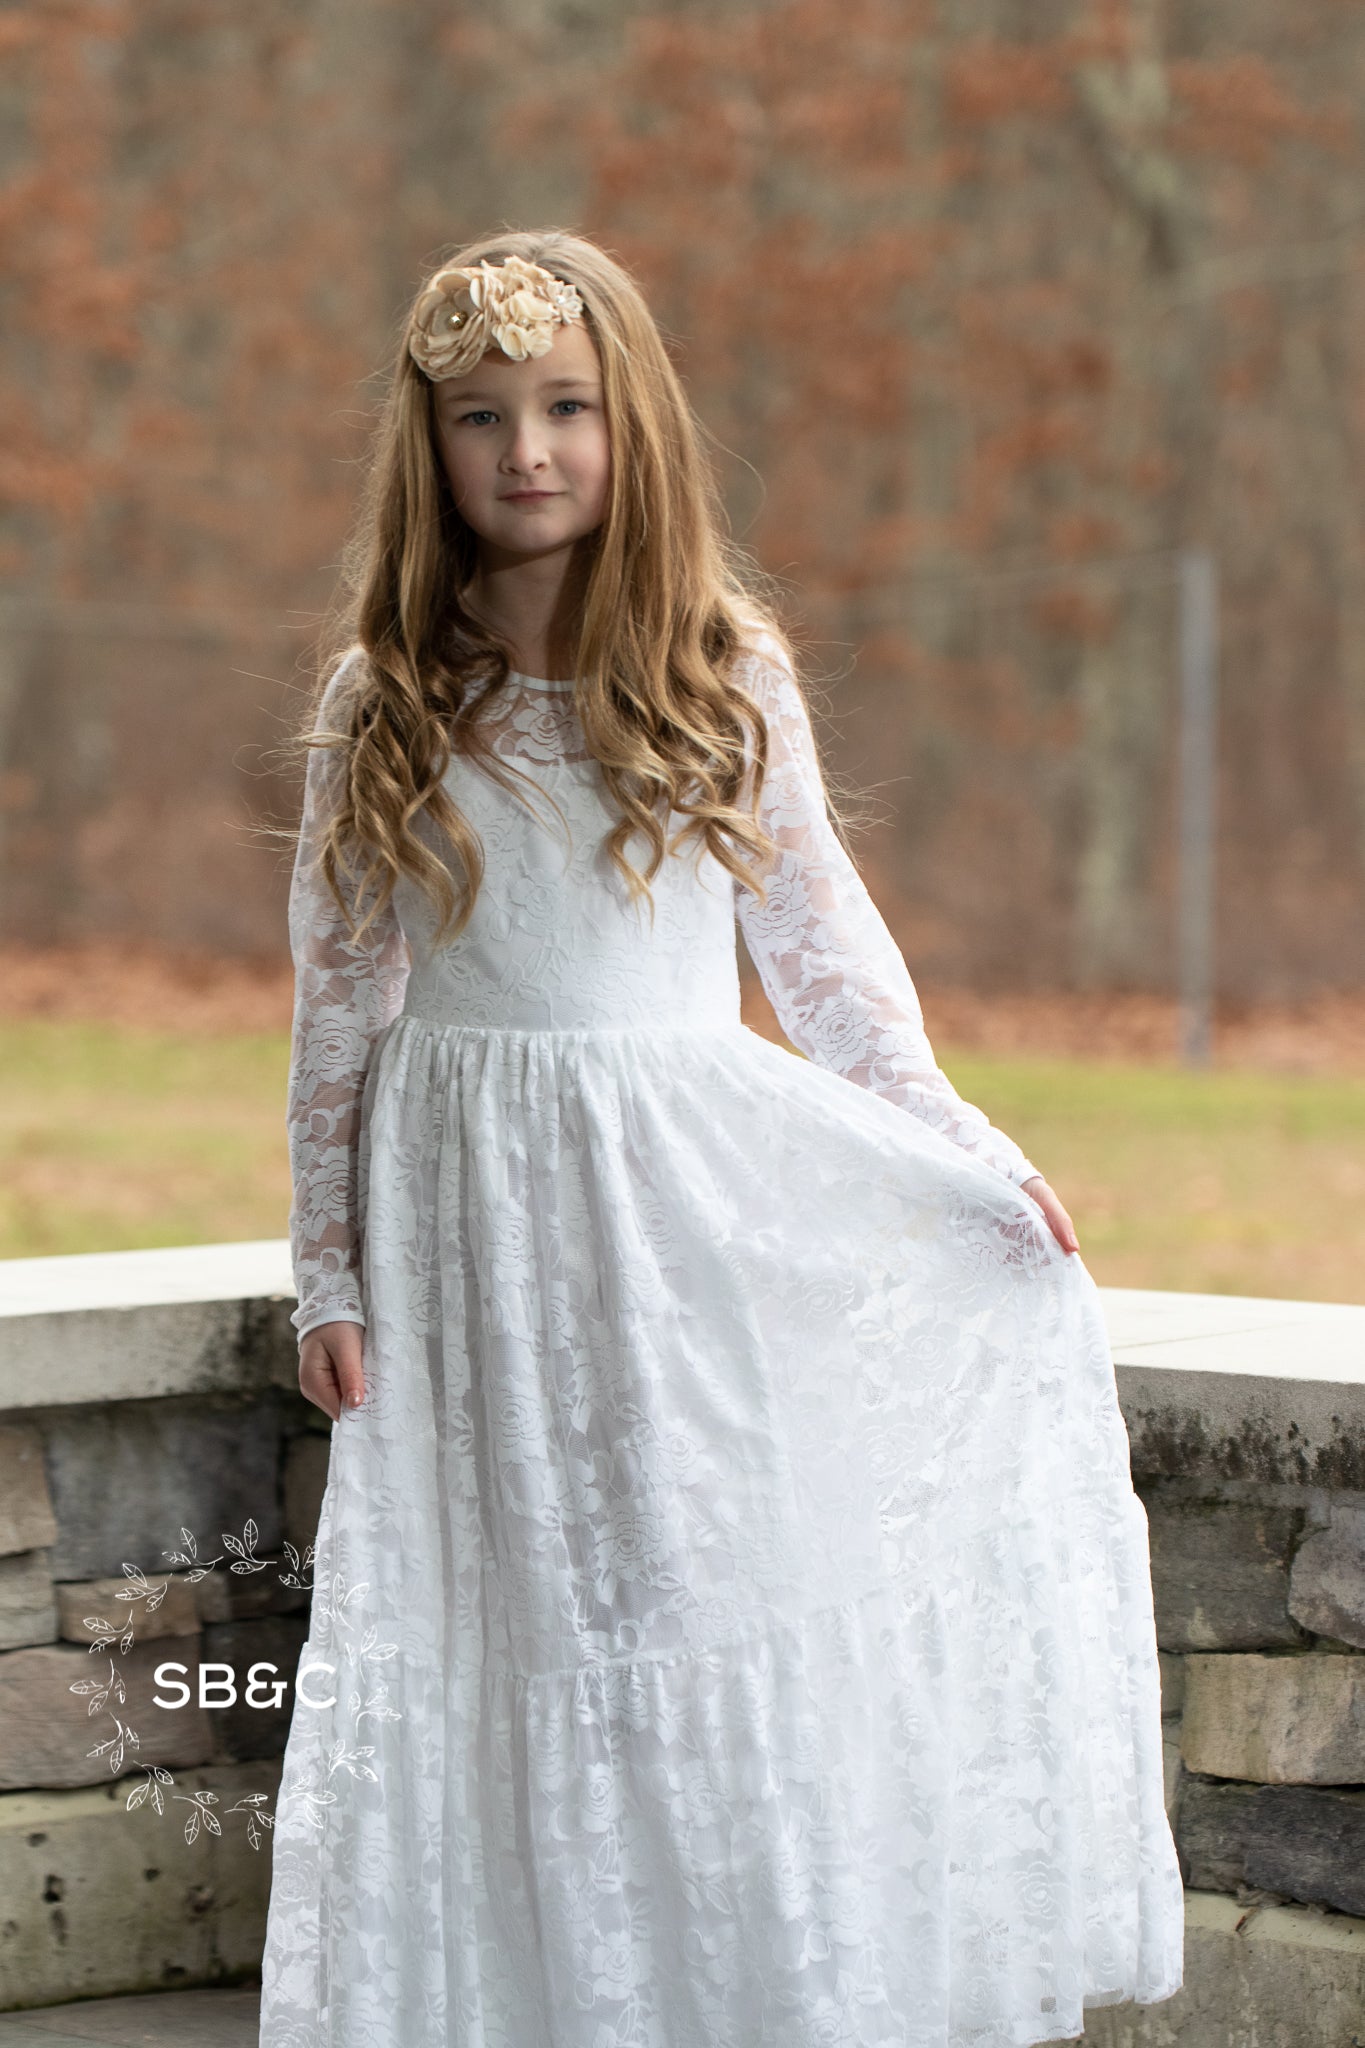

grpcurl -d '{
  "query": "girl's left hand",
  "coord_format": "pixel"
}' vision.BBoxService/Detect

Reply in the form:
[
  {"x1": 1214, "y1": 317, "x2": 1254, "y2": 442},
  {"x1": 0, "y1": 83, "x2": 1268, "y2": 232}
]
[{"x1": 1020, "y1": 1174, "x2": 1081, "y2": 1255}]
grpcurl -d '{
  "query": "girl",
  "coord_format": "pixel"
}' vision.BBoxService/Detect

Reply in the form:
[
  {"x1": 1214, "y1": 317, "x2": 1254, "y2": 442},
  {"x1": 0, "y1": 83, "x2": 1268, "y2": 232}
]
[{"x1": 259, "y1": 228, "x2": 1183, "y2": 2048}]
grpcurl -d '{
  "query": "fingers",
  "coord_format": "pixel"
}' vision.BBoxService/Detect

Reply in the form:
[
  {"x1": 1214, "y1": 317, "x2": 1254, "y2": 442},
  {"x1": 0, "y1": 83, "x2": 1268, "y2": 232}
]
[
  {"x1": 1021, "y1": 1176, "x2": 1081, "y2": 1255},
  {"x1": 297, "y1": 1352, "x2": 340, "y2": 1423},
  {"x1": 1049, "y1": 1198, "x2": 1081, "y2": 1254},
  {"x1": 298, "y1": 1322, "x2": 367, "y2": 1423}
]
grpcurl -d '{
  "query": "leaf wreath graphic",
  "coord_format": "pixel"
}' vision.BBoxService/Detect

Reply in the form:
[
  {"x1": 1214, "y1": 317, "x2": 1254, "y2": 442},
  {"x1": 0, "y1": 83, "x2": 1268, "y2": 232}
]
[{"x1": 67, "y1": 1519, "x2": 403, "y2": 1848}]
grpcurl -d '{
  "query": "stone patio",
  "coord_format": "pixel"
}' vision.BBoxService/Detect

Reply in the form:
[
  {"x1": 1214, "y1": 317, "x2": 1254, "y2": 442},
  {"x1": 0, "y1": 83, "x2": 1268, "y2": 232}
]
[{"x1": 0, "y1": 1985, "x2": 258, "y2": 2046}]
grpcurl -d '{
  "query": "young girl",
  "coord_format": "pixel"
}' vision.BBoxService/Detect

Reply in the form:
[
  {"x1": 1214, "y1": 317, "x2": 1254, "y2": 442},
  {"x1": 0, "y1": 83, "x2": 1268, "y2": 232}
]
[{"x1": 259, "y1": 228, "x2": 1183, "y2": 2048}]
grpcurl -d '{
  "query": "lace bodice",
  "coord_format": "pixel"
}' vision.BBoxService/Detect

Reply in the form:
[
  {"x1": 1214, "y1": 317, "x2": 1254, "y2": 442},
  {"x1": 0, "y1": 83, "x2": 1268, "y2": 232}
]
[{"x1": 286, "y1": 633, "x2": 1042, "y2": 1340}]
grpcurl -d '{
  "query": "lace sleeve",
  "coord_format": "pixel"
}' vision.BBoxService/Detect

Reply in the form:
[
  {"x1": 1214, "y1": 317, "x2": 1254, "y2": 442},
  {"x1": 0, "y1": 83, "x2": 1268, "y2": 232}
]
[
  {"x1": 732, "y1": 631, "x2": 1043, "y2": 1189},
  {"x1": 286, "y1": 650, "x2": 412, "y2": 1342}
]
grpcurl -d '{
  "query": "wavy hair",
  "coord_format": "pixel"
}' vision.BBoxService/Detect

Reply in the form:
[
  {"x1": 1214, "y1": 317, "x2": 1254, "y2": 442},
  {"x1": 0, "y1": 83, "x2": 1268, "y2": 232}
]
[{"x1": 289, "y1": 226, "x2": 817, "y2": 949}]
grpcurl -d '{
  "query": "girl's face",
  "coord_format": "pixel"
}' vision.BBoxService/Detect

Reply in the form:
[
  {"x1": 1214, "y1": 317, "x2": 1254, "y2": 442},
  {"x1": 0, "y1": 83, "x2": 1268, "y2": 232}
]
[{"x1": 431, "y1": 321, "x2": 611, "y2": 563}]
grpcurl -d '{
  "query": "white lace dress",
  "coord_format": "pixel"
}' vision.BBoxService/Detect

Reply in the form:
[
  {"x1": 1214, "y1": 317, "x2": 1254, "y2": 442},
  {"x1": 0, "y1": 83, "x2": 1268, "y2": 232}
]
[{"x1": 258, "y1": 632, "x2": 1184, "y2": 2048}]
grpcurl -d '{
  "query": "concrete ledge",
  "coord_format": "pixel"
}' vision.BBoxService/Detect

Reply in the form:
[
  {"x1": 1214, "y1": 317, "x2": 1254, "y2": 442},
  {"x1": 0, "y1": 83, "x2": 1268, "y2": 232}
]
[
  {"x1": 0, "y1": 1763, "x2": 282, "y2": 2011},
  {"x1": 1081, "y1": 1889, "x2": 1365, "y2": 2045},
  {"x1": 1, "y1": 1250, "x2": 1362, "y2": 1476},
  {"x1": 0, "y1": 1890, "x2": 1360, "y2": 2043},
  {"x1": 1103, "y1": 1287, "x2": 1365, "y2": 1487},
  {"x1": 0, "y1": 1245, "x2": 299, "y2": 1409}
]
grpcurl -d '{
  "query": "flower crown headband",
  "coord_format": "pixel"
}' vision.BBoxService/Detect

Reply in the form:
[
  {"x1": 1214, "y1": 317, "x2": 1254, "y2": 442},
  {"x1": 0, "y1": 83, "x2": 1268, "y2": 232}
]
[{"x1": 408, "y1": 254, "x2": 587, "y2": 383}]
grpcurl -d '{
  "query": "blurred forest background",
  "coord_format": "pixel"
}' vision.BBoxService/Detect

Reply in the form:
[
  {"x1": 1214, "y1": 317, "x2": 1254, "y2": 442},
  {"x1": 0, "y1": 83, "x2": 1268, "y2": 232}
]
[{"x1": 1, "y1": 0, "x2": 1364, "y2": 1296}]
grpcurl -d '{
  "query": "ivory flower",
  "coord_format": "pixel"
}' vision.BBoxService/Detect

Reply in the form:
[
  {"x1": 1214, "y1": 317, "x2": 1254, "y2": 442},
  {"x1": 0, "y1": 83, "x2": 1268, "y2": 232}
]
[{"x1": 408, "y1": 257, "x2": 586, "y2": 382}]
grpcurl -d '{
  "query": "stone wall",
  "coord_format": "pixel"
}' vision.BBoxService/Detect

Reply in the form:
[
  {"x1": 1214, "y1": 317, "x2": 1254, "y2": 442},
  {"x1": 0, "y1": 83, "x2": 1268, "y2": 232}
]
[
  {"x1": 1082, "y1": 1288, "x2": 1365, "y2": 2045},
  {"x1": 0, "y1": 1248, "x2": 311, "y2": 2008},
  {"x1": 0, "y1": 1249, "x2": 1363, "y2": 2041},
  {"x1": 1079, "y1": 1618, "x2": 1365, "y2": 2043},
  {"x1": 1151, "y1": 1484, "x2": 1365, "y2": 1916}
]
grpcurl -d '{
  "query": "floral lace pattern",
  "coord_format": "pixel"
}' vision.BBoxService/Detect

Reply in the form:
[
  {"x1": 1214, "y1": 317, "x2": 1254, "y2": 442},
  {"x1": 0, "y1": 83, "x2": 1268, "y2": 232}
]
[
  {"x1": 730, "y1": 637, "x2": 1041, "y2": 1191},
  {"x1": 264, "y1": 634, "x2": 1184, "y2": 2047},
  {"x1": 287, "y1": 635, "x2": 1038, "y2": 1345}
]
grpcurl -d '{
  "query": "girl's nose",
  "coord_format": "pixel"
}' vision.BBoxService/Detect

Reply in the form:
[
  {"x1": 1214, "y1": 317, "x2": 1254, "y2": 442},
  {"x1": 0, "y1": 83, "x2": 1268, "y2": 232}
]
[{"x1": 505, "y1": 421, "x2": 549, "y2": 469}]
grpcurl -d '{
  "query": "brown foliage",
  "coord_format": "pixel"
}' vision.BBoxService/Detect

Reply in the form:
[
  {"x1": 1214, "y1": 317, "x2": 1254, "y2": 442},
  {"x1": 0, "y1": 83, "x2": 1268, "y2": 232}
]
[{"x1": 2, "y1": 1, "x2": 1364, "y2": 995}]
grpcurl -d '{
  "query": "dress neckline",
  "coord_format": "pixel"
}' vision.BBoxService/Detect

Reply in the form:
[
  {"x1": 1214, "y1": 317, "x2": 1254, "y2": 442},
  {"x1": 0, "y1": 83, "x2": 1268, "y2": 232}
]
[{"x1": 509, "y1": 669, "x2": 576, "y2": 692}]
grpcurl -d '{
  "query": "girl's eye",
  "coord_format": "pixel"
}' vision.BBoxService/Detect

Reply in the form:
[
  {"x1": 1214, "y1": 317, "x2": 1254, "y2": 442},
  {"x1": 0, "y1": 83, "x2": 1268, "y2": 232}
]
[{"x1": 455, "y1": 400, "x2": 588, "y2": 425}]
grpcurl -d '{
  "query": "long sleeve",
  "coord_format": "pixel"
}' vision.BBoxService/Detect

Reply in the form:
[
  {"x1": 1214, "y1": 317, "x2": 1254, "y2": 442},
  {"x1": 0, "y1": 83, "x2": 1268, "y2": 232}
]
[
  {"x1": 286, "y1": 652, "x2": 412, "y2": 1342},
  {"x1": 732, "y1": 631, "x2": 1043, "y2": 1190}
]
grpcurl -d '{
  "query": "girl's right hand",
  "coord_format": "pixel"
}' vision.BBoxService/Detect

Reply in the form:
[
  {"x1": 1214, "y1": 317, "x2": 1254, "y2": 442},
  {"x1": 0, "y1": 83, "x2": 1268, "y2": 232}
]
[{"x1": 298, "y1": 1321, "x2": 367, "y2": 1422}]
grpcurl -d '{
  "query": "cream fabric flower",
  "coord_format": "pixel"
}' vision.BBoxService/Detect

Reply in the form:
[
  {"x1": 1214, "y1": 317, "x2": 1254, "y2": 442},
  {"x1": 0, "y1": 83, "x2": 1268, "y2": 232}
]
[{"x1": 408, "y1": 256, "x2": 586, "y2": 382}]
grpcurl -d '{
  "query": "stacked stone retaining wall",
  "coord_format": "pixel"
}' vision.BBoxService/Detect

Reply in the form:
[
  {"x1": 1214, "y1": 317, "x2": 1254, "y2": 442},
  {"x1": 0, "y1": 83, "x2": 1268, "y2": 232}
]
[{"x1": 0, "y1": 1252, "x2": 1361, "y2": 2044}]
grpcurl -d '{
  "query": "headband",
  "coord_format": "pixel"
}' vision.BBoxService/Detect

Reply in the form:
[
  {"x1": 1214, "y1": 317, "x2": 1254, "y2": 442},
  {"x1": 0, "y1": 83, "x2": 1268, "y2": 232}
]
[{"x1": 408, "y1": 255, "x2": 587, "y2": 383}]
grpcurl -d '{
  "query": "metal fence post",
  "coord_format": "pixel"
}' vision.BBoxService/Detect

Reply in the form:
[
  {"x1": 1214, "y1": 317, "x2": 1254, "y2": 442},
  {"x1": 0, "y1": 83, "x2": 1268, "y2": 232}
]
[{"x1": 1177, "y1": 548, "x2": 1219, "y2": 1066}]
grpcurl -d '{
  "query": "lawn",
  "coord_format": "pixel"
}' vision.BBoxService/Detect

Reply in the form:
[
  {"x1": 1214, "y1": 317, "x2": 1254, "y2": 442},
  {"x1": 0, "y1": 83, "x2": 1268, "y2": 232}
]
[
  {"x1": 973, "y1": 1053, "x2": 1365, "y2": 1304},
  {"x1": 0, "y1": 1021, "x2": 291, "y2": 1262},
  {"x1": 1, "y1": 1017, "x2": 1362, "y2": 1304}
]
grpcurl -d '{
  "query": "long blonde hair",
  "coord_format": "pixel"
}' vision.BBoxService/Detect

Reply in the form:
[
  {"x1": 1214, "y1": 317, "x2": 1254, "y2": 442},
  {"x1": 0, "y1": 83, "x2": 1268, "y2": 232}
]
[{"x1": 295, "y1": 226, "x2": 813, "y2": 948}]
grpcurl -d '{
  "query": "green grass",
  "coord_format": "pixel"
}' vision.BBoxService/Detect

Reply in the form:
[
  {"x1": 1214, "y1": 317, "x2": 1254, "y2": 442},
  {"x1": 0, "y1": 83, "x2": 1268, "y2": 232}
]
[
  {"x1": 2, "y1": 1021, "x2": 1362, "y2": 1304},
  {"x1": 0, "y1": 1020, "x2": 292, "y2": 1260},
  {"x1": 952, "y1": 1052, "x2": 1365, "y2": 1303}
]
